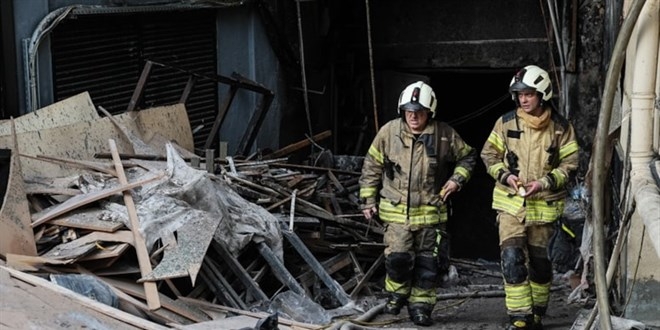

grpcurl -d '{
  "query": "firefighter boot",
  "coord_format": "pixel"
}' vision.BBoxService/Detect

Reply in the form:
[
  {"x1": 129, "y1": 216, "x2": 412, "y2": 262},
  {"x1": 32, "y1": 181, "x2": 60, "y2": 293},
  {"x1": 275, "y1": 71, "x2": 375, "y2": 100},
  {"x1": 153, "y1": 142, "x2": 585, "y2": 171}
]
[
  {"x1": 507, "y1": 314, "x2": 533, "y2": 330},
  {"x1": 531, "y1": 314, "x2": 544, "y2": 330},
  {"x1": 531, "y1": 306, "x2": 545, "y2": 330},
  {"x1": 383, "y1": 293, "x2": 407, "y2": 315},
  {"x1": 408, "y1": 303, "x2": 433, "y2": 326}
]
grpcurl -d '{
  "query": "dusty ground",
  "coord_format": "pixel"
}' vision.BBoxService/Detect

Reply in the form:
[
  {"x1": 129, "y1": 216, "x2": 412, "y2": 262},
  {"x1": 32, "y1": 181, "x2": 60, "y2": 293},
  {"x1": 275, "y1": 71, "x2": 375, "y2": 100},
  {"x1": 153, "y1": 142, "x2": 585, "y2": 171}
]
[
  {"x1": 0, "y1": 258, "x2": 585, "y2": 330},
  {"x1": 359, "y1": 271, "x2": 585, "y2": 330},
  {"x1": 0, "y1": 262, "x2": 145, "y2": 330}
]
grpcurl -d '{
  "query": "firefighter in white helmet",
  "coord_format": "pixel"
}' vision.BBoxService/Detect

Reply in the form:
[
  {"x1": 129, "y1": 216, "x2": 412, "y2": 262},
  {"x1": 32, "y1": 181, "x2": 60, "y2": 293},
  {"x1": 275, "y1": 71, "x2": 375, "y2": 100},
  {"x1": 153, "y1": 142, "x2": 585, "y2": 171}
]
[
  {"x1": 481, "y1": 65, "x2": 579, "y2": 330},
  {"x1": 359, "y1": 81, "x2": 477, "y2": 326}
]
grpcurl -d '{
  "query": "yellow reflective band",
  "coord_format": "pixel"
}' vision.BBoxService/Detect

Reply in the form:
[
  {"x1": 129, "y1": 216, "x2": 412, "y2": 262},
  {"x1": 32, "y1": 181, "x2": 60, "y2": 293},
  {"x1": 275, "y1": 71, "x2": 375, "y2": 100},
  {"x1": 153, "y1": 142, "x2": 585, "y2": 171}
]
[
  {"x1": 504, "y1": 283, "x2": 533, "y2": 310},
  {"x1": 488, "y1": 162, "x2": 506, "y2": 178},
  {"x1": 525, "y1": 199, "x2": 565, "y2": 222},
  {"x1": 367, "y1": 145, "x2": 384, "y2": 164},
  {"x1": 559, "y1": 141, "x2": 578, "y2": 159},
  {"x1": 549, "y1": 168, "x2": 566, "y2": 187},
  {"x1": 409, "y1": 287, "x2": 437, "y2": 305},
  {"x1": 530, "y1": 281, "x2": 551, "y2": 306},
  {"x1": 454, "y1": 166, "x2": 470, "y2": 180},
  {"x1": 487, "y1": 131, "x2": 505, "y2": 152},
  {"x1": 561, "y1": 223, "x2": 576, "y2": 238},
  {"x1": 433, "y1": 230, "x2": 442, "y2": 256},
  {"x1": 457, "y1": 145, "x2": 474, "y2": 158},
  {"x1": 360, "y1": 186, "x2": 377, "y2": 198},
  {"x1": 379, "y1": 202, "x2": 446, "y2": 224},
  {"x1": 492, "y1": 187, "x2": 524, "y2": 214},
  {"x1": 385, "y1": 276, "x2": 410, "y2": 295}
]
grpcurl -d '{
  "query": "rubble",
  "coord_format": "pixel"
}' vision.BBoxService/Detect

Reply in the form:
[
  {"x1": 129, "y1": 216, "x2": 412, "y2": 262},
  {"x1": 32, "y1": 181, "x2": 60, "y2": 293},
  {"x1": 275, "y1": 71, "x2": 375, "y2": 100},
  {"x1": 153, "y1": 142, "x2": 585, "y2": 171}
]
[
  {"x1": 0, "y1": 92, "x2": 589, "y2": 329},
  {"x1": 0, "y1": 92, "x2": 384, "y2": 328}
]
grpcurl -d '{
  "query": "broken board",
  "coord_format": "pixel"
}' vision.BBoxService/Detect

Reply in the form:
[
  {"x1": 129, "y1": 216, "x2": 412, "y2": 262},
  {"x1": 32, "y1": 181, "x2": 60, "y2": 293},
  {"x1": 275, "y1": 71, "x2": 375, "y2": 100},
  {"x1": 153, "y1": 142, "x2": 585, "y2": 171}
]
[
  {"x1": 0, "y1": 102, "x2": 194, "y2": 178},
  {"x1": 0, "y1": 119, "x2": 37, "y2": 257}
]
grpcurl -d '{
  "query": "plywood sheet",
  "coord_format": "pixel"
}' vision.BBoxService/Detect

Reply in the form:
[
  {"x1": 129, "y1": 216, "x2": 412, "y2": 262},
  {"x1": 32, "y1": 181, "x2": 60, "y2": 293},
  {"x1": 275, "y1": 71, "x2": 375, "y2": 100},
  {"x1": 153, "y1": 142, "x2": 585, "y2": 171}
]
[
  {"x1": 136, "y1": 104, "x2": 194, "y2": 152},
  {"x1": 0, "y1": 92, "x2": 98, "y2": 136},
  {"x1": 0, "y1": 122, "x2": 37, "y2": 257},
  {"x1": 0, "y1": 103, "x2": 193, "y2": 178}
]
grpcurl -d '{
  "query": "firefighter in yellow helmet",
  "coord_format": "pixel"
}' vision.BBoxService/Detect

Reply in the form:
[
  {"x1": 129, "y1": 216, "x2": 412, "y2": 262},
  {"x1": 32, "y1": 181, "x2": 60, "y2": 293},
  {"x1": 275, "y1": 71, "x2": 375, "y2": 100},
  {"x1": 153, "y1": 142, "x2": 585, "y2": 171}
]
[
  {"x1": 481, "y1": 65, "x2": 579, "y2": 330},
  {"x1": 359, "y1": 81, "x2": 477, "y2": 326}
]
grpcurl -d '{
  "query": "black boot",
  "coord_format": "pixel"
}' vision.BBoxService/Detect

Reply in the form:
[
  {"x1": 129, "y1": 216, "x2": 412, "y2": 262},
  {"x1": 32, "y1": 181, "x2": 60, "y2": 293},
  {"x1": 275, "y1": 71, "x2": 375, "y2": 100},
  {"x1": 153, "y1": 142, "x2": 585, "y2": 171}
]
[
  {"x1": 408, "y1": 303, "x2": 433, "y2": 326},
  {"x1": 383, "y1": 293, "x2": 407, "y2": 315},
  {"x1": 531, "y1": 306, "x2": 545, "y2": 330},
  {"x1": 507, "y1": 314, "x2": 533, "y2": 330},
  {"x1": 530, "y1": 314, "x2": 544, "y2": 330}
]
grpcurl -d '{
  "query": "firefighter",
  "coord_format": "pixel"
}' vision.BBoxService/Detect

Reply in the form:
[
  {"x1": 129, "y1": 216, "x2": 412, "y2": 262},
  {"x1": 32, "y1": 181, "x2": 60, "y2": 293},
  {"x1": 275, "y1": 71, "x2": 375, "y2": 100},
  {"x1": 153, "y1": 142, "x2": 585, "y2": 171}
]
[
  {"x1": 481, "y1": 65, "x2": 579, "y2": 330},
  {"x1": 359, "y1": 81, "x2": 476, "y2": 326}
]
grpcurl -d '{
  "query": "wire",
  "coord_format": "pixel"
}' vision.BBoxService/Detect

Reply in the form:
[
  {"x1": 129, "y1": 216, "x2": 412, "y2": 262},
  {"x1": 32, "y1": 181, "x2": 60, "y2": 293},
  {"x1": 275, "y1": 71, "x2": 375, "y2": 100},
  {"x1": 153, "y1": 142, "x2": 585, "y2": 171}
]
[
  {"x1": 620, "y1": 226, "x2": 645, "y2": 316},
  {"x1": 295, "y1": 0, "x2": 314, "y2": 148},
  {"x1": 448, "y1": 94, "x2": 510, "y2": 126},
  {"x1": 364, "y1": 0, "x2": 379, "y2": 132}
]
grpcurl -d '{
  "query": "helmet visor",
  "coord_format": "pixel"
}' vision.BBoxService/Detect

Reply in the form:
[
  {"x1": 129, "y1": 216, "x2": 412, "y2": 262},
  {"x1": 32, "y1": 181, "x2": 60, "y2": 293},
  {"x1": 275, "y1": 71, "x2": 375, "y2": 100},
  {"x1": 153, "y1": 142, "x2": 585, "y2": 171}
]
[
  {"x1": 399, "y1": 102, "x2": 426, "y2": 112},
  {"x1": 509, "y1": 81, "x2": 534, "y2": 93}
]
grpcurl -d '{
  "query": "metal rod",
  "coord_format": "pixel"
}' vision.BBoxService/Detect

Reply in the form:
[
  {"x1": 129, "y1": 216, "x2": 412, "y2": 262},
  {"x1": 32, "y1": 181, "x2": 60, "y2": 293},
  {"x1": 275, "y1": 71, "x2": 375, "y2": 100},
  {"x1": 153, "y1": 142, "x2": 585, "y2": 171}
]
[
  {"x1": 295, "y1": 0, "x2": 314, "y2": 146},
  {"x1": 365, "y1": 0, "x2": 379, "y2": 132}
]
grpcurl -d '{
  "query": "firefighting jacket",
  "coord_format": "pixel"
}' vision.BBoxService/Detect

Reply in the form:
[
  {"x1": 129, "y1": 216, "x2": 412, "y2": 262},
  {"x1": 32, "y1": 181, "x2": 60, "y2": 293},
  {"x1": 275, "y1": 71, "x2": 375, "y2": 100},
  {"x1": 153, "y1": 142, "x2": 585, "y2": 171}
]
[
  {"x1": 359, "y1": 118, "x2": 476, "y2": 226},
  {"x1": 481, "y1": 107, "x2": 579, "y2": 223}
]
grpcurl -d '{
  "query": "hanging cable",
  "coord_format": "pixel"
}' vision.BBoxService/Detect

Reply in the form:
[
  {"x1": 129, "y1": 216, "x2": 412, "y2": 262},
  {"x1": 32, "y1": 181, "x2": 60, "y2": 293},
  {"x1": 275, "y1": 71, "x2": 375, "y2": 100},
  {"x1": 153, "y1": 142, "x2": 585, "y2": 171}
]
[
  {"x1": 538, "y1": 0, "x2": 564, "y2": 115},
  {"x1": 365, "y1": 0, "x2": 379, "y2": 132},
  {"x1": 295, "y1": 0, "x2": 314, "y2": 147},
  {"x1": 449, "y1": 94, "x2": 509, "y2": 127}
]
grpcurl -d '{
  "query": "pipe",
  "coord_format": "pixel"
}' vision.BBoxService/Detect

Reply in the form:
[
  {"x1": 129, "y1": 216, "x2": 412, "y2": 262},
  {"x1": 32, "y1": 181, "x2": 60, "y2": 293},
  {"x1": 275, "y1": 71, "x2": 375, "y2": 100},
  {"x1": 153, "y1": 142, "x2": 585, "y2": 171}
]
[
  {"x1": 328, "y1": 303, "x2": 385, "y2": 330},
  {"x1": 26, "y1": 5, "x2": 76, "y2": 112},
  {"x1": 591, "y1": 1, "x2": 647, "y2": 330},
  {"x1": 629, "y1": 0, "x2": 660, "y2": 257}
]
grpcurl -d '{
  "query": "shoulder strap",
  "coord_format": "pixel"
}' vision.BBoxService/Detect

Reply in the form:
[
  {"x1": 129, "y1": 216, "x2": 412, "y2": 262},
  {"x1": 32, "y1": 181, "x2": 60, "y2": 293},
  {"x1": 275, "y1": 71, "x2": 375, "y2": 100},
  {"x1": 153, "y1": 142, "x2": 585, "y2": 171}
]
[
  {"x1": 502, "y1": 110, "x2": 516, "y2": 123},
  {"x1": 550, "y1": 110, "x2": 569, "y2": 131}
]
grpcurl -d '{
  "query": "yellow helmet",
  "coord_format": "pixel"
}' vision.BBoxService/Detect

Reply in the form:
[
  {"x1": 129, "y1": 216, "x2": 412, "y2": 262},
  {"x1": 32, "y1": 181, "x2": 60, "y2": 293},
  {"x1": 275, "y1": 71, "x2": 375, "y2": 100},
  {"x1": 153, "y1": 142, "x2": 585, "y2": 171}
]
[{"x1": 397, "y1": 81, "x2": 437, "y2": 118}]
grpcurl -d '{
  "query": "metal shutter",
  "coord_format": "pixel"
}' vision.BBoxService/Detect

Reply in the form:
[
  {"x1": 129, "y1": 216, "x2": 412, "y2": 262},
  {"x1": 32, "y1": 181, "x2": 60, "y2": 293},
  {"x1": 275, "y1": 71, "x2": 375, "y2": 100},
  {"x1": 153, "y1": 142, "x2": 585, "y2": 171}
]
[{"x1": 51, "y1": 10, "x2": 217, "y2": 152}]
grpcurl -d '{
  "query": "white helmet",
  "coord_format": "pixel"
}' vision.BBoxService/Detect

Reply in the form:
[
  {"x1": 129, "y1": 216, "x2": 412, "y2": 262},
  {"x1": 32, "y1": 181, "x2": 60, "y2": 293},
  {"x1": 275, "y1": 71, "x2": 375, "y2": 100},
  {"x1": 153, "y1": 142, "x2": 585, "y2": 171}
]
[
  {"x1": 398, "y1": 81, "x2": 437, "y2": 118},
  {"x1": 509, "y1": 65, "x2": 553, "y2": 102}
]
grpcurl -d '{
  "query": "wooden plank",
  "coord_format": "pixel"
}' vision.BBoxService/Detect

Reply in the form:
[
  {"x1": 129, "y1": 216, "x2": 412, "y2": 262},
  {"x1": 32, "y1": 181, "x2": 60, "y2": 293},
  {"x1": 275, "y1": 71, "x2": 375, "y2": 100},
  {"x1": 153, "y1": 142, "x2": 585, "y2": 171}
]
[
  {"x1": 5, "y1": 253, "x2": 75, "y2": 272},
  {"x1": 263, "y1": 130, "x2": 332, "y2": 160},
  {"x1": 101, "y1": 276, "x2": 211, "y2": 324},
  {"x1": 297, "y1": 252, "x2": 352, "y2": 288},
  {"x1": 41, "y1": 230, "x2": 134, "y2": 260},
  {"x1": 31, "y1": 172, "x2": 165, "y2": 228},
  {"x1": 347, "y1": 251, "x2": 374, "y2": 296},
  {"x1": 79, "y1": 243, "x2": 130, "y2": 261},
  {"x1": 108, "y1": 138, "x2": 161, "y2": 310},
  {"x1": 177, "y1": 296, "x2": 323, "y2": 330},
  {"x1": 350, "y1": 252, "x2": 385, "y2": 298},
  {"x1": 0, "y1": 118, "x2": 37, "y2": 257},
  {"x1": 281, "y1": 229, "x2": 352, "y2": 306},
  {"x1": 1, "y1": 265, "x2": 169, "y2": 330},
  {"x1": 211, "y1": 241, "x2": 269, "y2": 303},
  {"x1": 30, "y1": 154, "x2": 118, "y2": 176},
  {"x1": 50, "y1": 209, "x2": 124, "y2": 232}
]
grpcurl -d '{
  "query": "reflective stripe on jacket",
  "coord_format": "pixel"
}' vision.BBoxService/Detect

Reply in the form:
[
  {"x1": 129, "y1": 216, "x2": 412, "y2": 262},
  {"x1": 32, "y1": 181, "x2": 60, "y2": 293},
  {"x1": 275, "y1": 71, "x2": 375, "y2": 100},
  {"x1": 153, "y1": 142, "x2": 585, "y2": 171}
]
[
  {"x1": 360, "y1": 118, "x2": 476, "y2": 226},
  {"x1": 481, "y1": 107, "x2": 579, "y2": 222}
]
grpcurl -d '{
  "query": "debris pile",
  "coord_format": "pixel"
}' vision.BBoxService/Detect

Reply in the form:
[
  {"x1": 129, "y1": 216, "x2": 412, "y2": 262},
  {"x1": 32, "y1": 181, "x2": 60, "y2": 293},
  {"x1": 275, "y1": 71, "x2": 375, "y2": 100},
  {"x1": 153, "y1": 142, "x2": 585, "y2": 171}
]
[{"x1": 0, "y1": 92, "x2": 387, "y2": 329}]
